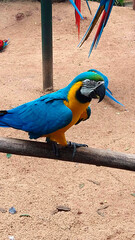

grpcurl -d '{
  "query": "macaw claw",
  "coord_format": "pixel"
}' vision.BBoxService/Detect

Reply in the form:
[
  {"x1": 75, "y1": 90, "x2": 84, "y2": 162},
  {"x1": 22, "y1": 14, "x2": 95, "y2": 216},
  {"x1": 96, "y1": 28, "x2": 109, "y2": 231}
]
[
  {"x1": 46, "y1": 138, "x2": 60, "y2": 157},
  {"x1": 67, "y1": 141, "x2": 88, "y2": 158},
  {"x1": 52, "y1": 141, "x2": 60, "y2": 157}
]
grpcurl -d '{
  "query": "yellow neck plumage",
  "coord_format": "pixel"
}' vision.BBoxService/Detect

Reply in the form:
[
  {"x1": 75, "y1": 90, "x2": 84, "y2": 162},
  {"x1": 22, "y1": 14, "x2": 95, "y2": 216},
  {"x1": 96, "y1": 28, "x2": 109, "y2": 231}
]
[
  {"x1": 64, "y1": 81, "x2": 90, "y2": 125},
  {"x1": 45, "y1": 81, "x2": 90, "y2": 146}
]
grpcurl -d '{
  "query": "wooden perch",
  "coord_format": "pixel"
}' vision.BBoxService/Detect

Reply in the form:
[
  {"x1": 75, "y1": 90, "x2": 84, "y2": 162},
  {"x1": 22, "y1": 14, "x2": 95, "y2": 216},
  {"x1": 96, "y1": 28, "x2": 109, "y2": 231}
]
[{"x1": 0, "y1": 137, "x2": 135, "y2": 171}]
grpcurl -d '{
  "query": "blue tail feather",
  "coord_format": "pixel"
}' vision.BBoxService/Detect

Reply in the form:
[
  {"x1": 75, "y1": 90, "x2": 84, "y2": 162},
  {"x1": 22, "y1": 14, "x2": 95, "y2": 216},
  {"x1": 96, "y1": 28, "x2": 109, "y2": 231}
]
[
  {"x1": 86, "y1": 0, "x2": 92, "y2": 14},
  {"x1": 69, "y1": 0, "x2": 84, "y2": 19},
  {"x1": 106, "y1": 87, "x2": 112, "y2": 95},
  {"x1": 106, "y1": 90, "x2": 124, "y2": 107}
]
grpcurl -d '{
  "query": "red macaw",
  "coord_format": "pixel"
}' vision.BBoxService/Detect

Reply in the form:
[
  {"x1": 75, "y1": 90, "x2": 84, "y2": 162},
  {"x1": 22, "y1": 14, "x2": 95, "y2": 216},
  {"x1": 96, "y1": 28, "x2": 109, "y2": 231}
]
[{"x1": 0, "y1": 39, "x2": 8, "y2": 51}]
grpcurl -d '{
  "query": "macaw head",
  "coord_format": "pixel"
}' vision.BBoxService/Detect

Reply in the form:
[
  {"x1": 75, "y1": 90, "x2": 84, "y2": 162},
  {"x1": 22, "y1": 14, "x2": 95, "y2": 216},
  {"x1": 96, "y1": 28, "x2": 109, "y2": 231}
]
[
  {"x1": 88, "y1": 69, "x2": 109, "y2": 89},
  {"x1": 69, "y1": 71, "x2": 105, "y2": 103}
]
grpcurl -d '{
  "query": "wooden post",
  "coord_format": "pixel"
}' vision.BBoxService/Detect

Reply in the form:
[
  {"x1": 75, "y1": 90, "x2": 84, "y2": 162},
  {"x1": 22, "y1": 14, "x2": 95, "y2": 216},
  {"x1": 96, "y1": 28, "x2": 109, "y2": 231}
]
[
  {"x1": 41, "y1": 0, "x2": 53, "y2": 91},
  {"x1": 133, "y1": 0, "x2": 135, "y2": 10},
  {"x1": 0, "y1": 137, "x2": 135, "y2": 171}
]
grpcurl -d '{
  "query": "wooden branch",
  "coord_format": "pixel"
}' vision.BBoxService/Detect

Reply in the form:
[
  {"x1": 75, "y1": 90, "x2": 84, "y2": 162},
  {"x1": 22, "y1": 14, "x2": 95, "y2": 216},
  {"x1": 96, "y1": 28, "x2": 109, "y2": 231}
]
[{"x1": 0, "y1": 137, "x2": 135, "y2": 171}]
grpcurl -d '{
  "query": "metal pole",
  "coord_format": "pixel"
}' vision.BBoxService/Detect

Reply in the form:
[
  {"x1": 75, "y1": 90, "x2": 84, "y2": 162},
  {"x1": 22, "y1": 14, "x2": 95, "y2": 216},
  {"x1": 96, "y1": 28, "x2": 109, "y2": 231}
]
[{"x1": 41, "y1": 0, "x2": 53, "y2": 91}]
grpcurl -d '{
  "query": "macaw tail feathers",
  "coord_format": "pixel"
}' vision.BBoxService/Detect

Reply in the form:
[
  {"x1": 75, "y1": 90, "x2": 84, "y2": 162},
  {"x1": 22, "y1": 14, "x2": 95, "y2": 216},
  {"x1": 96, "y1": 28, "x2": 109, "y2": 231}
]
[
  {"x1": 69, "y1": 0, "x2": 84, "y2": 37},
  {"x1": 94, "y1": 0, "x2": 114, "y2": 51},
  {"x1": 106, "y1": 87, "x2": 112, "y2": 95},
  {"x1": 88, "y1": 9, "x2": 106, "y2": 56},
  {"x1": 79, "y1": 0, "x2": 114, "y2": 56},
  {"x1": 0, "y1": 109, "x2": 23, "y2": 129},
  {"x1": 69, "y1": 0, "x2": 83, "y2": 20},
  {"x1": 0, "y1": 111, "x2": 10, "y2": 127},
  {"x1": 86, "y1": 0, "x2": 92, "y2": 15},
  {"x1": 104, "y1": 0, "x2": 114, "y2": 27},
  {"x1": 106, "y1": 90, "x2": 125, "y2": 107},
  {"x1": 78, "y1": 5, "x2": 104, "y2": 48},
  {"x1": 75, "y1": 0, "x2": 81, "y2": 37}
]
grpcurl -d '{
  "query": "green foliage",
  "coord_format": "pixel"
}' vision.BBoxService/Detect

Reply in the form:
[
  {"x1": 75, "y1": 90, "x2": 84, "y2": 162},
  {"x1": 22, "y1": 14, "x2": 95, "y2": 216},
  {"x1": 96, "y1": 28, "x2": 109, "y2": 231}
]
[
  {"x1": 90, "y1": 0, "x2": 124, "y2": 7},
  {"x1": 114, "y1": 0, "x2": 124, "y2": 6}
]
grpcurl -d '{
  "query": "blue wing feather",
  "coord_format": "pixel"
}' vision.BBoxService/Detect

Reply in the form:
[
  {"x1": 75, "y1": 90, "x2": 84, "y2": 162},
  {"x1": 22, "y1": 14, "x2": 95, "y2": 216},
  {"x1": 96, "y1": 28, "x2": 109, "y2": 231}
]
[
  {"x1": 0, "y1": 95, "x2": 72, "y2": 139},
  {"x1": 106, "y1": 87, "x2": 112, "y2": 95},
  {"x1": 105, "y1": 91, "x2": 124, "y2": 107},
  {"x1": 69, "y1": 0, "x2": 84, "y2": 19}
]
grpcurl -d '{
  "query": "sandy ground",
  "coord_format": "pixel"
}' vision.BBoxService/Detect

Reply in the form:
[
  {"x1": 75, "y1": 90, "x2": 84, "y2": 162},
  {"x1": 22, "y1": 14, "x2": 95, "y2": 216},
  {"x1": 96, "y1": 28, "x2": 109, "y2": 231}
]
[{"x1": 0, "y1": 1, "x2": 135, "y2": 239}]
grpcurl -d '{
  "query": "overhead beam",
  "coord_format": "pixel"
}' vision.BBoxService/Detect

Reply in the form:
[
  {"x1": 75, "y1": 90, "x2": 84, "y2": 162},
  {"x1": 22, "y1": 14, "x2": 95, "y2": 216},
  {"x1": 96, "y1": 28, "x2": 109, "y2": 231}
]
[{"x1": 0, "y1": 137, "x2": 135, "y2": 171}]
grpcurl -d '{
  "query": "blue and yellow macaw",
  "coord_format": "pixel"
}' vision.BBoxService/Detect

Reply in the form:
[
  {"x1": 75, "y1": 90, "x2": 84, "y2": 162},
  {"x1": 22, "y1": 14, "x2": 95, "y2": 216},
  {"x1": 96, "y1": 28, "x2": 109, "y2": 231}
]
[
  {"x1": 78, "y1": 0, "x2": 115, "y2": 56},
  {"x1": 0, "y1": 71, "x2": 105, "y2": 147},
  {"x1": 88, "y1": 69, "x2": 124, "y2": 107}
]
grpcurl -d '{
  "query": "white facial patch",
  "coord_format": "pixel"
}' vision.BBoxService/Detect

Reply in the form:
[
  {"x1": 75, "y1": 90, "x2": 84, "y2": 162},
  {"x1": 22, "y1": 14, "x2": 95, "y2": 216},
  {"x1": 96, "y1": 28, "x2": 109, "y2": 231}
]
[
  {"x1": 80, "y1": 79, "x2": 101, "y2": 97},
  {"x1": 80, "y1": 79, "x2": 104, "y2": 97},
  {"x1": 80, "y1": 86, "x2": 94, "y2": 97}
]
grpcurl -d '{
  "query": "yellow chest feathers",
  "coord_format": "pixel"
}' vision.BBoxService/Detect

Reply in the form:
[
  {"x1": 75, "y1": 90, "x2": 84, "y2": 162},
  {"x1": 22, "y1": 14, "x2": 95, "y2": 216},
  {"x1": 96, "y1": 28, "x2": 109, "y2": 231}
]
[
  {"x1": 64, "y1": 81, "x2": 89, "y2": 125},
  {"x1": 44, "y1": 81, "x2": 90, "y2": 145}
]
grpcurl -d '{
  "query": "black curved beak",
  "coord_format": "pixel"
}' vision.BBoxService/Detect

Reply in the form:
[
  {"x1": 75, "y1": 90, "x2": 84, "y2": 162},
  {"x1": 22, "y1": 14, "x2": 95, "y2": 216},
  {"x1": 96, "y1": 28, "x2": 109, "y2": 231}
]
[
  {"x1": 96, "y1": 83, "x2": 105, "y2": 102},
  {"x1": 91, "y1": 83, "x2": 105, "y2": 102}
]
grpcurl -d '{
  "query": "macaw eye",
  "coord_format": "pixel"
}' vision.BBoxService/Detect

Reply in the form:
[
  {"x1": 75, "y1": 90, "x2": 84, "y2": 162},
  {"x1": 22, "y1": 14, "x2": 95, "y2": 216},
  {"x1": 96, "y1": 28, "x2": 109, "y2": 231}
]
[{"x1": 97, "y1": 81, "x2": 103, "y2": 86}]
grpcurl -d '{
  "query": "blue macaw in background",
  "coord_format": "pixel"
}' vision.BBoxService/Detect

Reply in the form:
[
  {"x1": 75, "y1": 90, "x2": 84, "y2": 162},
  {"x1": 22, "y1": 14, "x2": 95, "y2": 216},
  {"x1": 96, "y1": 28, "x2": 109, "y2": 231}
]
[
  {"x1": 89, "y1": 69, "x2": 124, "y2": 107},
  {"x1": 79, "y1": 0, "x2": 115, "y2": 56},
  {"x1": 0, "y1": 71, "x2": 105, "y2": 148}
]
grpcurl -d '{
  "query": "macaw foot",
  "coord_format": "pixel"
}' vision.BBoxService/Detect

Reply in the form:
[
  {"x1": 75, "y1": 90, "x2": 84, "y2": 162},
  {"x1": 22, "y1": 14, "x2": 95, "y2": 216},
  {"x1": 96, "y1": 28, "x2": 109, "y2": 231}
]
[
  {"x1": 67, "y1": 141, "x2": 88, "y2": 158},
  {"x1": 46, "y1": 138, "x2": 59, "y2": 157}
]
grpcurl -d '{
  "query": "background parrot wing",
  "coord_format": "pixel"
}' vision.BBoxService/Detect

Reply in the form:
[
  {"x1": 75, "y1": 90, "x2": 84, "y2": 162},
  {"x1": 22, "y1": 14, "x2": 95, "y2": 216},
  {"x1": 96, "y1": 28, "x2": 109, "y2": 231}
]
[{"x1": 0, "y1": 98, "x2": 73, "y2": 139}]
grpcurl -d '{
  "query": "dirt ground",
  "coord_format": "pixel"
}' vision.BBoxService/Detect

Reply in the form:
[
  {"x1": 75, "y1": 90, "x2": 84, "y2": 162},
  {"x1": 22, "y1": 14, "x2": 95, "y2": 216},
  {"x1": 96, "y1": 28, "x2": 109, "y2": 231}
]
[{"x1": 0, "y1": 1, "x2": 135, "y2": 239}]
